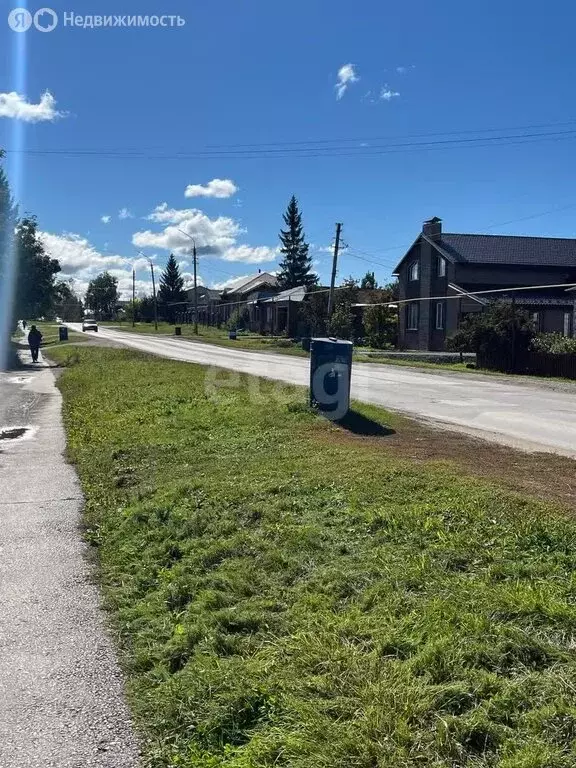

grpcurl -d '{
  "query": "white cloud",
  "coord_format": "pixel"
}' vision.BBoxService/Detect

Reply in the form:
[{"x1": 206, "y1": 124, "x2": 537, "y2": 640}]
[
  {"x1": 184, "y1": 179, "x2": 238, "y2": 199},
  {"x1": 39, "y1": 231, "x2": 153, "y2": 300},
  {"x1": 316, "y1": 245, "x2": 335, "y2": 254},
  {"x1": 101, "y1": 215, "x2": 111, "y2": 224},
  {"x1": 119, "y1": 207, "x2": 134, "y2": 220},
  {"x1": 335, "y1": 63, "x2": 359, "y2": 100},
  {"x1": 221, "y1": 245, "x2": 278, "y2": 264},
  {"x1": 396, "y1": 66, "x2": 407, "y2": 74},
  {"x1": 211, "y1": 274, "x2": 251, "y2": 291},
  {"x1": 380, "y1": 86, "x2": 400, "y2": 101},
  {"x1": 136, "y1": 206, "x2": 241, "y2": 255},
  {"x1": 135, "y1": 203, "x2": 278, "y2": 266},
  {"x1": 0, "y1": 90, "x2": 66, "y2": 122},
  {"x1": 181, "y1": 271, "x2": 206, "y2": 288},
  {"x1": 39, "y1": 232, "x2": 127, "y2": 273}
]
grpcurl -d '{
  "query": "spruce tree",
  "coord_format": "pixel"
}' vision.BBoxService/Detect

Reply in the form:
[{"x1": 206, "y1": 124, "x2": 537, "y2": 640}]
[
  {"x1": 158, "y1": 254, "x2": 186, "y2": 323},
  {"x1": 360, "y1": 271, "x2": 378, "y2": 289},
  {"x1": 277, "y1": 196, "x2": 316, "y2": 289}
]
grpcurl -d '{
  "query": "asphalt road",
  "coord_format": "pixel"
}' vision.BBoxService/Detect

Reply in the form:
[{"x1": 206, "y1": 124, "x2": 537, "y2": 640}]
[
  {"x1": 0, "y1": 352, "x2": 140, "y2": 767},
  {"x1": 68, "y1": 324, "x2": 576, "y2": 458}
]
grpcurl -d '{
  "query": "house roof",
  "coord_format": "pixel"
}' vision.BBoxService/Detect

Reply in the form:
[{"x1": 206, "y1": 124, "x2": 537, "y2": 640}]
[
  {"x1": 222, "y1": 272, "x2": 278, "y2": 295},
  {"x1": 439, "y1": 234, "x2": 576, "y2": 267},
  {"x1": 260, "y1": 286, "x2": 307, "y2": 304},
  {"x1": 185, "y1": 286, "x2": 220, "y2": 301},
  {"x1": 394, "y1": 232, "x2": 576, "y2": 273}
]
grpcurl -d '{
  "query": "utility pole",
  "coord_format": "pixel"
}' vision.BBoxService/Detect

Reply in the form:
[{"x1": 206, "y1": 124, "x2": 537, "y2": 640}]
[
  {"x1": 132, "y1": 268, "x2": 136, "y2": 328},
  {"x1": 177, "y1": 228, "x2": 199, "y2": 335},
  {"x1": 327, "y1": 222, "x2": 342, "y2": 326},
  {"x1": 149, "y1": 260, "x2": 158, "y2": 331},
  {"x1": 193, "y1": 241, "x2": 198, "y2": 336}
]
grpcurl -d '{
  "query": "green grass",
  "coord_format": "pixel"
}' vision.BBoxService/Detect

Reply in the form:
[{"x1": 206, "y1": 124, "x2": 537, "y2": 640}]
[
  {"x1": 51, "y1": 344, "x2": 576, "y2": 768},
  {"x1": 32, "y1": 321, "x2": 88, "y2": 346}
]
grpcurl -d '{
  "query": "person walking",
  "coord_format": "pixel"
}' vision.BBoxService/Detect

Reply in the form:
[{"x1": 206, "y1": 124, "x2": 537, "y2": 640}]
[
  {"x1": 22, "y1": 320, "x2": 27, "y2": 330},
  {"x1": 28, "y1": 325, "x2": 43, "y2": 363}
]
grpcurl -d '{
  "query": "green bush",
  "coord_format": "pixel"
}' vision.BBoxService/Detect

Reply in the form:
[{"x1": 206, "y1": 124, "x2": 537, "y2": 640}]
[
  {"x1": 447, "y1": 302, "x2": 535, "y2": 357},
  {"x1": 226, "y1": 306, "x2": 250, "y2": 331},
  {"x1": 364, "y1": 304, "x2": 397, "y2": 349},
  {"x1": 329, "y1": 304, "x2": 354, "y2": 340},
  {"x1": 532, "y1": 333, "x2": 576, "y2": 354}
]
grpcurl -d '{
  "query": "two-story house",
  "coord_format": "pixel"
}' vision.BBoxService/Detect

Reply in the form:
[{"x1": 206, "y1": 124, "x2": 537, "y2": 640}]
[{"x1": 394, "y1": 217, "x2": 576, "y2": 351}]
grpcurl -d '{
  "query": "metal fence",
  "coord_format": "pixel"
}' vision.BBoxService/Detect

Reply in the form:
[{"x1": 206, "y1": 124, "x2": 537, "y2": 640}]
[{"x1": 478, "y1": 349, "x2": 576, "y2": 380}]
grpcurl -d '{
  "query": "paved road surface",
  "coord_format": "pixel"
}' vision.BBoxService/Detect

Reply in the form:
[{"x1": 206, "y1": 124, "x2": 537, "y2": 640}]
[
  {"x1": 0, "y1": 350, "x2": 140, "y2": 767},
  {"x1": 68, "y1": 324, "x2": 576, "y2": 458}
]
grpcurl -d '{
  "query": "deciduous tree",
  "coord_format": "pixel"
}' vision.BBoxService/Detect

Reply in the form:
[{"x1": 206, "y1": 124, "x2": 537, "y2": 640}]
[
  {"x1": 14, "y1": 216, "x2": 61, "y2": 320},
  {"x1": 85, "y1": 272, "x2": 119, "y2": 320}
]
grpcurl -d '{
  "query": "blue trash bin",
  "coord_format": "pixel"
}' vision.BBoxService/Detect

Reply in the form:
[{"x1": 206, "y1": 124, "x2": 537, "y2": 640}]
[
  {"x1": 309, "y1": 338, "x2": 353, "y2": 419},
  {"x1": 59, "y1": 326, "x2": 68, "y2": 342}
]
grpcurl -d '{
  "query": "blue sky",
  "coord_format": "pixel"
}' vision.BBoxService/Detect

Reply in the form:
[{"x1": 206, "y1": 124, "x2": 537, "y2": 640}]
[{"x1": 1, "y1": 0, "x2": 576, "y2": 297}]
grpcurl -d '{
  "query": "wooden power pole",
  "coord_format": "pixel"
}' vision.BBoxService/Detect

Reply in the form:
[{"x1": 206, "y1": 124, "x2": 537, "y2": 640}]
[
  {"x1": 132, "y1": 268, "x2": 136, "y2": 327},
  {"x1": 149, "y1": 261, "x2": 158, "y2": 331},
  {"x1": 327, "y1": 222, "x2": 343, "y2": 326},
  {"x1": 193, "y1": 241, "x2": 198, "y2": 335}
]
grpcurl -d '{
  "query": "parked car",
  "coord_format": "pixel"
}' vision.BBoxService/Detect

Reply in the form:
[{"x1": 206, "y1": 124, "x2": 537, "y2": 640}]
[{"x1": 82, "y1": 319, "x2": 98, "y2": 332}]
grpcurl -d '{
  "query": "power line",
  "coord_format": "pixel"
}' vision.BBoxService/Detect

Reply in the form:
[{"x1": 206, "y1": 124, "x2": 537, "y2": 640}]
[
  {"x1": 483, "y1": 202, "x2": 576, "y2": 231},
  {"x1": 4, "y1": 128, "x2": 576, "y2": 161},
  {"x1": 204, "y1": 119, "x2": 576, "y2": 149},
  {"x1": 354, "y1": 282, "x2": 576, "y2": 308},
  {"x1": 345, "y1": 201, "x2": 576, "y2": 277}
]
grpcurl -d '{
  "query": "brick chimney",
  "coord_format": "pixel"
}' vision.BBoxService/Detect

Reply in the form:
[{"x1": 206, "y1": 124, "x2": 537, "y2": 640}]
[{"x1": 422, "y1": 216, "x2": 442, "y2": 240}]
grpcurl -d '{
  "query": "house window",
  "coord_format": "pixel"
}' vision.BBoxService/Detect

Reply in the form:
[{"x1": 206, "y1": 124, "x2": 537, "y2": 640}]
[
  {"x1": 408, "y1": 261, "x2": 419, "y2": 281},
  {"x1": 564, "y1": 312, "x2": 572, "y2": 337},
  {"x1": 407, "y1": 303, "x2": 419, "y2": 330},
  {"x1": 437, "y1": 256, "x2": 446, "y2": 277},
  {"x1": 435, "y1": 302, "x2": 445, "y2": 330}
]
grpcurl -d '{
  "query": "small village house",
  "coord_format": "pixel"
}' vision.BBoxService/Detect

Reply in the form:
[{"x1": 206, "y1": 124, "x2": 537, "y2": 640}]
[{"x1": 394, "y1": 217, "x2": 576, "y2": 351}]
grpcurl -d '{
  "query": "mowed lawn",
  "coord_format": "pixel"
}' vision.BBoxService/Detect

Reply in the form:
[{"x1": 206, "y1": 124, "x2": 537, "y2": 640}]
[{"x1": 51, "y1": 346, "x2": 576, "y2": 768}]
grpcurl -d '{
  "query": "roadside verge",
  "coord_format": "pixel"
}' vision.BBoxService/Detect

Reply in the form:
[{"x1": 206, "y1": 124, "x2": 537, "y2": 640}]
[{"x1": 48, "y1": 344, "x2": 576, "y2": 767}]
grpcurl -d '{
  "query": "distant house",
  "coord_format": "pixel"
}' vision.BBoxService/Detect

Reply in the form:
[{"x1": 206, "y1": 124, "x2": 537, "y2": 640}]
[
  {"x1": 254, "y1": 285, "x2": 308, "y2": 335},
  {"x1": 221, "y1": 271, "x2": 278, "y2": 302},
  {"x1": 394, "y1": 217, "x2": 576, "y2": 351},
  {"x1": 185, "y1": 286, "x2": 221, "y2": 306},
  {"x1": 220, "y1": 271, "x2": 278, "y2": 324},
  {"x1": 181, "y1": 286, "x2": 222, "y2": 325}
]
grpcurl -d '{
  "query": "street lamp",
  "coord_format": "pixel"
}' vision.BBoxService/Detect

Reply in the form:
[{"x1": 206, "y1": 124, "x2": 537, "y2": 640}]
[
  {"x1": 137, "y1": 250, "x2": 158, "y2": 331},
  {"x1": 177, "y1": 229, "x2": 198, "y2": 335}
]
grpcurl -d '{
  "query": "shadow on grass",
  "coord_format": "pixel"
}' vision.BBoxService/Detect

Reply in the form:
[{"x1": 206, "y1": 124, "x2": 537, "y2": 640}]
[{"x1": 334, "y1": 409, "x2": 396, "y2": 437}]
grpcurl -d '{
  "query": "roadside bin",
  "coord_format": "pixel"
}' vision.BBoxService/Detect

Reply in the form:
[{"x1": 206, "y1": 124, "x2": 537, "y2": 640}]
[
  {"x1": 59, "y1": 326, "x2": 68, "y2": 342},
  {"x1": 301, "y1": 337, "x2": 311, "y2": 352},
  {"x1": 309, "y1": 338, "x2": 353, "y2": 419},
  {"x1": 229, "y1": 330, "x2": 237, "y2": 340},
  {"x1": 175, "y1": 326, "x2": 182, "y2": 336}
]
